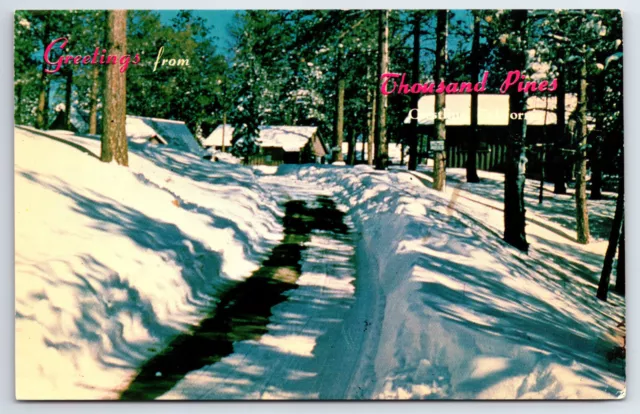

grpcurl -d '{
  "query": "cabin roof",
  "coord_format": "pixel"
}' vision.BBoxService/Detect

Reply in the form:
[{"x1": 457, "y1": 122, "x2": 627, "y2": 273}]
[
  {"x1": 203, "y1": 125, "x2": 319, "y2": 152},
  {"x1": 126, "y1": 115, "x2": 200, "y2": 153}
]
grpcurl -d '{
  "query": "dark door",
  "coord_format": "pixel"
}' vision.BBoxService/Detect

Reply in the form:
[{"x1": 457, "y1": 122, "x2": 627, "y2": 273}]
[{"x1": 283, "y1": 151, "x2": 300, "y2": 164}]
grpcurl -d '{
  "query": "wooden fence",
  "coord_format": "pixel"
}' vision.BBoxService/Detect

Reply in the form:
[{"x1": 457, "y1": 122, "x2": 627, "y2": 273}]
[
  {"x1": 445, "y1": 144, "x2": 508, "y2": 172},
  {"x1": 245, "y1": 154, "x2": 284, "y2": 166}
]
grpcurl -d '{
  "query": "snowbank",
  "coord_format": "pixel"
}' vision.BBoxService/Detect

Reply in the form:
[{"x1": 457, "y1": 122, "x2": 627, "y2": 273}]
[
  {"x1": 204, "y1": 148, "x2": 241, "y2": 164},
  {"x1": 413, "y1": 166, "x2": 617, "y2": 243},
  {"x1": 292, "y1": 164, "x2": 625, "y2": 399},
  {"x1": 15, "y1": 127, "x2": 282, "y2": 399}
]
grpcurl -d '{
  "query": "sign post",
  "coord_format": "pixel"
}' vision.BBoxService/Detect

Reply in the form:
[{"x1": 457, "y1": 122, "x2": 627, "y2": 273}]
[{"x1": 430, "y1": 140, "x2": 445, "y2": 152}]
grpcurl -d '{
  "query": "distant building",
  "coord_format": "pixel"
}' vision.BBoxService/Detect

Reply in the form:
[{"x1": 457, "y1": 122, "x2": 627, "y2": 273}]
[
  {"x1": 202, "y1": 125, "x2": 328, "y2": 165},
  {"x1": 126, "y1": 115, "x2": 201, "y2": 154},
  {"x1": 201, "y1": 124, "x2": 234, "y2": 152},
  {"x1": 400, "y1": 94, "x2": 592, "y2": 173},
  {"x1": 341, "y1": 141, "x2": 406, "y2": 164}
]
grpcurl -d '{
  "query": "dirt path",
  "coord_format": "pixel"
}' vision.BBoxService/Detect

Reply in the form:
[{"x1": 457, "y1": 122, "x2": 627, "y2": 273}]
[{"x1": 131, "y1": 172, "x2": 361, "y2": 400}]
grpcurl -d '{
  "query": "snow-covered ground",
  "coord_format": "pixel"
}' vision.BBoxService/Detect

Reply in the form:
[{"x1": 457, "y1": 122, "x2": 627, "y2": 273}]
[
  {"x1": 292, "y1": 164, "x2": 625, "y2": 399},
  {"x1": 15, "y1": 127, "x2": 282, "y2": 399},
  {"x1": 15, "y1": 127, "x2": 625, "y2": 400},
  {"x1": 412, "y1": 166, "x2": 618, "y2": 242},
  {"x1": 159, "y1": 175, "x2": 360, "y2": 400}
]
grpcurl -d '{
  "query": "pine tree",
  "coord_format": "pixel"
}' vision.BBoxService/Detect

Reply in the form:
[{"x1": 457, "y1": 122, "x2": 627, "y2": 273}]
[
  {"x1": 615, "y1": 224, "x2": 625, "y2": 296},
  {"x1": 35, "y1": 13, "x2": 51, "y2": 130},
  {"x1": 335, "y1": 75, "x2": 345, "y2": 162},
  {"x1": 553, "y1": 46, "x2": 568, "y2": 195},
  {"x1": 503, "y1": 10, "x2": 529, "y2": 252},
  {"x1": 575, "y1": 47, "x2": 590, "y2": 244},
  {"x1": 14, "y1": 12, "x2": 41, "y2": 126},
  {"x1": 407, "y1": 13, "x2": 421, "y2": 171},
  {"x1": 101, "y1": 10, "x2": 128, "y2": 166},
  {"x1": 466, "y1": 10, "x2": 481, "y2": 183},
  {"x1": 374, "y1": 10, "x2": 390, "y2": 170},
  {"x1": 597, "y1": 175, "x2": 624, "y2": 301},
  {"x1": 432, "y1": 10, "x2": 448, "y2": 190}
]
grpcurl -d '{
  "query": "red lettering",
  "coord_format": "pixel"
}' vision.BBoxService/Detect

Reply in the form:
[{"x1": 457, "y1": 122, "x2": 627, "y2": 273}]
[
  {"x1": 43, "y1": 37, "x2": 67, "y2": 74},
  {"x1": 475, "y1": 71, "x2": 489, "y2": 93},
  {"x1": 398, "y1": 73, "x2": 411, "y2": 94},
  {"x1": 421, "y1": 82, "x2": 435, "y2": 93},
  {"x1": 538, "y1": 80, "x2": 549, "y2": 92},
  {"x1": 500, "y1": 70, "x2": 521, "y2": 94},
  {"x1": 459, "y1": 82, "x2": 472, "y2": 93},
  {"x1": 445, "y1": 83, "x2": 459, "y2": 93},
  {"x1": 523, "y1": 81, "x2": 538, "y2": 93},
  {"x1": 380, "y1": 73, "x2": 400, "y2": 95},
  {"x1": 119, "y1": 55, "x2": 131, "y2": 73}
]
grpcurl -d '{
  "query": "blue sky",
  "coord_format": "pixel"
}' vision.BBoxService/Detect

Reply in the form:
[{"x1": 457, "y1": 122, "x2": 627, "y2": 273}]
[
  {"x1": 157, "y1": 10, "x2": 238, "y2": 55},
  {"x1": 156, "y1": 10, "x2": 473, "y2": 60}
]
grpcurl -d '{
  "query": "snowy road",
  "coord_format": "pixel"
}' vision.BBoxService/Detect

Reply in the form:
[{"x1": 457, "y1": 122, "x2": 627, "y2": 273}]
[
  {"x1": 16, "y1": 127, "x2": 625, "y2": 400},
  {"x1": 153, "y1": 172, "x2": 366, "y2": 399}
]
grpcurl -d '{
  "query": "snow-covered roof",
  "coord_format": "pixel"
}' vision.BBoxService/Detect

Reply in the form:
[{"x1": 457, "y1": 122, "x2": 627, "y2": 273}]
[
  {"x1": 404, "y1": 94, "x2": 579, "y2": 126},
  {"x1": 259, "y1": 126, "x2": 317, "y2": 152},
  {"x1": 203, "y1": 125, "x2": 319, "y2": 152},
  {"x1": 201, "y1": 124, "x2": 234, "y2": 148},
  {"x1": 126, "y1": 115, "x2": 200, "y2": 153}
]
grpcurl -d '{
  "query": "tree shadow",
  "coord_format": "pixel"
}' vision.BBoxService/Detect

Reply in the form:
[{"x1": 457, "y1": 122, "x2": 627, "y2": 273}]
[
  {"x1": 443, "y1": 169, "x2": 617, "y2": 241},
  {"x1": 403, "y1": 207, "x2": 625, "y2": 397},
  {"x1": 120, "y1": 196, "x2": 353, "y2": 400},
  {"x1": 16, "y1": 170, "x2": 235, "y2": 394},
  {"x1": 16, "y1": 126, "x2": 100, "y2": 160}
]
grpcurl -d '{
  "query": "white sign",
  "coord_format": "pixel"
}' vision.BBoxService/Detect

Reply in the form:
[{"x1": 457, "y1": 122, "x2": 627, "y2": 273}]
[{"x1": 430, "y1": 140, "x2": 445, "y2": 151}]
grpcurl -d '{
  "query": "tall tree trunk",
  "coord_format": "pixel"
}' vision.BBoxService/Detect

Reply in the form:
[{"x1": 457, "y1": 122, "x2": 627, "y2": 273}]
[
  {"x1": 466, "y1": 10, "x2": 481, "y2": 183},
  {"x1": 553, "y1": 47, "x2": 567, "y2": 194},
  {"x1": 408, "y1": 13, "x2": 421, "y2": 171},
  {"x1": 432, "y1": 10, "x2": 448, "y2": 191},
  {"x1": 37, "y1": 76, "x2": 51, "y2": 130},
  {"x1": 538, "y1": 145, "x2": 546, "y2": 204},
  {"x1": 597, "y1": 176, "x2": 624, "y2": 301},
  {"x1": 64, "y1": 67, "x2": 73, "y2": 130},
  {"x1": 347, "y1": 128, "x2": 356, "y2": 165},
  {"x1": 374, "y1": 10, "x2": 389, "y2": 170},
  {"x1": 88, "y1": 64, "x2": 100, "y2": 135},
  {"x1": 575, "y1": 51, "x2": 590, "y2": 244},
  {"x1": 367, "y1": 87, "x2": 376, "y2": 166},
  {"x1": 361, "y1": 122, "x2": 366, "y2": 162},
  {"x1": 590, "y1": 69, "x2": 605, "y2": 200},
  {"x1": 15, "y1": 83, "x2": 23, "y2": 125},
  {"x1": 615, "y1": 223, "x2": 625, "y2": 296},
  {"x1": 101, "y1": 10, "x2": 128, "y2": 166},
  {"x1": 221, "y1": 113, "x2": 227, "y2": 152},
  {"x1": 36, "y1": 19, "x2": 50, "y2": 130},
  {"x1": 590, "y1": 139, "x2": 603, "y2": 200},
  {"x1": 335, "y1": 77, "x2": 345, "y2": 162},
  {"x1": 503, "y1": 10, "x2": 529, "y2": 252},
  {"x1": 36, "y1": 67, "x2": 49, "y2": 130}
]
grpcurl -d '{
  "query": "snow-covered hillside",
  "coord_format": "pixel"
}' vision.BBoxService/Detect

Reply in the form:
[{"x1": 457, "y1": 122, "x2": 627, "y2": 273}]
[
  {"x1": 15, "y1": 127, "x2": 282, "y2": 399},
  {"x1": 15, "y1": 127, "x2": 625, "y2": 400},
  {"x1": 293, "y1": 164, "x2": 625, "y2": 399}
]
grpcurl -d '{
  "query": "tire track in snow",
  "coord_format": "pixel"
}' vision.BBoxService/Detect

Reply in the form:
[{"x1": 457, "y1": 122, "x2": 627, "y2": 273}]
[{"x1": 126, "y1": 172, "x2": 359, "y2": 400}]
